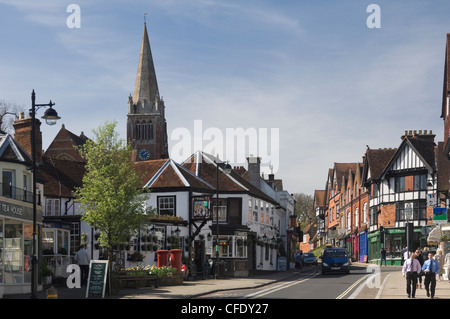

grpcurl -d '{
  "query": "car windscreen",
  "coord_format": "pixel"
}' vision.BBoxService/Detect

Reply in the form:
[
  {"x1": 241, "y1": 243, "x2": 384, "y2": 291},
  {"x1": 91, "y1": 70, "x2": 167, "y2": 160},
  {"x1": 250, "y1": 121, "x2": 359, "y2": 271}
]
[{"x1": 323, "y1": 249, "x2": 348, "y2": 257}]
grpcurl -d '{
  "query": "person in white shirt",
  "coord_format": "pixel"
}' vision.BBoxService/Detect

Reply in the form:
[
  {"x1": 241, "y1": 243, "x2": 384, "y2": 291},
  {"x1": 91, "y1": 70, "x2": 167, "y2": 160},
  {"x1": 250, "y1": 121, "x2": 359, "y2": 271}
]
[
  {"x1": 444, "y1": 251, "x2": 450, "y2": 282},
  {"x1": 74, "y1": 245, "x2": 90, "y2": 286},
  {"x1": 402, "y1": 252, "x2": 421, "y2": 298}
]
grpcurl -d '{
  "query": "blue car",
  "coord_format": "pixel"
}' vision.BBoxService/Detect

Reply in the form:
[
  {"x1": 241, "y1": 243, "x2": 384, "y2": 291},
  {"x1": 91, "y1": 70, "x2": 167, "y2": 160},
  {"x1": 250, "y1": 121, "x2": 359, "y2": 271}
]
[
  {"x1": 302, "y1": 252, "x2": 318, "y2": 266},
  {"x1": 321, "y1": 247, "x2": 350, "y2": 275}
]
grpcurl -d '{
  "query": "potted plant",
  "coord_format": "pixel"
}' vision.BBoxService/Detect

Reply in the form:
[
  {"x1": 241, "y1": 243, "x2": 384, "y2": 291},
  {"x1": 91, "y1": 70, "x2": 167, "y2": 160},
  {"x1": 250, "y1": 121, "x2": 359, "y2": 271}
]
[{"x1": 42, "y1": 260, "x2": 53, "y2": 285}]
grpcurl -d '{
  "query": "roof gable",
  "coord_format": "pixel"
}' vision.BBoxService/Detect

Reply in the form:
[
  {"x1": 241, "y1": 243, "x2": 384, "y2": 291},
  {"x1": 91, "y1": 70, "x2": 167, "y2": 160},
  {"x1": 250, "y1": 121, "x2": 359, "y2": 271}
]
[
  {"x1": 0, "y1": 133, "x2": 31, "y2": 164},
  {"x1": 381, "y1": 134, "x2": 436, "y2": 178}
]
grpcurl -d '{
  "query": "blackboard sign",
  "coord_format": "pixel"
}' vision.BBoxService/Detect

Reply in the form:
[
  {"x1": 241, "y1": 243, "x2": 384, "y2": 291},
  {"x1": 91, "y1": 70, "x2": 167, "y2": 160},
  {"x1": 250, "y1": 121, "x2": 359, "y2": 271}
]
[{"x1": 86, "y1": 260, "x2": 109, "y2": 298}]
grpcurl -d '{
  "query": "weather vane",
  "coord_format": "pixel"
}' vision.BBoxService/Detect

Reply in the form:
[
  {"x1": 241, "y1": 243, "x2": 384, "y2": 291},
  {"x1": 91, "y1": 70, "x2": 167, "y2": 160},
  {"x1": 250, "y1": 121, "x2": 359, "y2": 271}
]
[{"x1": 144, "y1": 12, "x2": 148, "y2": 23}]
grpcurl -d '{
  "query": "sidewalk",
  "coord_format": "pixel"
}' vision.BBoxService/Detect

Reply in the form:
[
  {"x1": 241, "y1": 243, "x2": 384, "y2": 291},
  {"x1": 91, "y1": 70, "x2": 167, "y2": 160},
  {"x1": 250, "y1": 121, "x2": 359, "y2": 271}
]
[
  {"x1": 376, "y1": 267, "x2": 450, "y2": 299},
  {"x1": 3, "y1": 264, "x2": 449, "y2": 299}
]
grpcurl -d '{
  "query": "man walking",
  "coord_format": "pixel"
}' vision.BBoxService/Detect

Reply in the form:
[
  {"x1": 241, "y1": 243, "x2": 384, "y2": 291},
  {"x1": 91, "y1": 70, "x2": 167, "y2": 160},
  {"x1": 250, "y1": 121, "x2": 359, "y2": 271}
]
[
  {"x1": 380, "y1": 247, "x2": 387, "y2": 266},
  {"x1": 402, "y1": 252, "x2": 421, "y2": 298},
  {"x1": 422, "y1": 252, "x2": 440, "y2": 299},
  {"x1": 74, "y1": 245, "x2": 90, "y2": 286}
]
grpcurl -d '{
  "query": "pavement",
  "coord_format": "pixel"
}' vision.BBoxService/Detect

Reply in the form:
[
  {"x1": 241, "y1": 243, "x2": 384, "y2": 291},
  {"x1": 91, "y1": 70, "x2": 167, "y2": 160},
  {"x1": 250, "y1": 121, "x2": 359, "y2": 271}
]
[{"x1": 3, "y1": 262, "x2": 450, "y2": 300}]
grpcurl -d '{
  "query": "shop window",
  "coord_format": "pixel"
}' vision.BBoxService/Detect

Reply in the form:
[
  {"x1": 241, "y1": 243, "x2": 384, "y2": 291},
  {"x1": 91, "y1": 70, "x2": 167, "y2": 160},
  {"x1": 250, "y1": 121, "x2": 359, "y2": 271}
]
[{"x1": 3, "y1": 222, "x2": 23, "y2": 284}]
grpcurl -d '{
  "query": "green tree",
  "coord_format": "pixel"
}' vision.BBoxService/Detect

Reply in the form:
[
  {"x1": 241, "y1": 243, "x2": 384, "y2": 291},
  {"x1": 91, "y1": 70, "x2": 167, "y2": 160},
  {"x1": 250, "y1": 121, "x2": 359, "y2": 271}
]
[{"x1": 75, "y1": 120, "x2": 153, "y2": 261}]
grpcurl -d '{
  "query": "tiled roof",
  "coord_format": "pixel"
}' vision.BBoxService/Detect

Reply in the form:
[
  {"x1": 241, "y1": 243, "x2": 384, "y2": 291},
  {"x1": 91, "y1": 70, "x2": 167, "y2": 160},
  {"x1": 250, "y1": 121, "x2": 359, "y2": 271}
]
[
  {"x1": 38, "y1": 157, "x2": 85, "y2": 198},
  {"x1": 134, "y1": 158, "x2": 214, "y2": 191},
  {"x1": 314, "y1": 190, "x2": 326, "y2": 207},
  {"x1": 365, "y1": 148, "x2": 396, "y2": 180},
  {"x1": 182, "y1": 151, "x2": 279, "y2": 204}
]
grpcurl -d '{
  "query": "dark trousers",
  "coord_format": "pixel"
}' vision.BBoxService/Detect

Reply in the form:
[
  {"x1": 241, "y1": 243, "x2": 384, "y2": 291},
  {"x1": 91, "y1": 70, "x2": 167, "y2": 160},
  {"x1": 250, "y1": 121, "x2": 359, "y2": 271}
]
[
  {"x1": 424, "y1": 272, "x2": 436, "y2": 297},
  {"x1": 406, "y1": 272, "x2": 418, "y2": 297},
  {"x1": 80, "y1": 264, "x2": 89, "y2": 286}
]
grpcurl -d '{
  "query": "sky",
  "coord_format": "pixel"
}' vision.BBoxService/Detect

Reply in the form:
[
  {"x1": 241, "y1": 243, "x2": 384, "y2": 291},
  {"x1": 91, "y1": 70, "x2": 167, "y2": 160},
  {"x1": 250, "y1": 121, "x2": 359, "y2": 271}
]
[{"x1": 1, "y1": 0, "x2": 450, "y2": 196}]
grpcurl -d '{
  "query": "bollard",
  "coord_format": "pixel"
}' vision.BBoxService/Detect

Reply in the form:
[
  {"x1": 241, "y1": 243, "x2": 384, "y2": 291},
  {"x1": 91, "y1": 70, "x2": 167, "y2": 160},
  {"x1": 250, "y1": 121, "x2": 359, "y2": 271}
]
[{"x1": 46, "y1": 286, "x2": 58, "y2": 299}]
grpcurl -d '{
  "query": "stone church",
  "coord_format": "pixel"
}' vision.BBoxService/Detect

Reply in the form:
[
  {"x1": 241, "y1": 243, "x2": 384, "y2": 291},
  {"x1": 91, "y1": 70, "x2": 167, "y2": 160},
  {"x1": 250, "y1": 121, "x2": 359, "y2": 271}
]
[{"x1": 127, "y1": 23, "x2": 169, "y2": 162}]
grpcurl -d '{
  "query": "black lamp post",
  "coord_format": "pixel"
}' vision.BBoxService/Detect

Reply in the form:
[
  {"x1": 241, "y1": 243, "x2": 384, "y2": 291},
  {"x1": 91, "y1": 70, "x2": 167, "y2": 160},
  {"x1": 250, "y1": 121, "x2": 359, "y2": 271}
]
[
  {"x1": 214, "y1": 160, "x2": 231, "y2": 279},
  {"x1": 30, "y1": 90, "x2": 60, "y2": 298}
]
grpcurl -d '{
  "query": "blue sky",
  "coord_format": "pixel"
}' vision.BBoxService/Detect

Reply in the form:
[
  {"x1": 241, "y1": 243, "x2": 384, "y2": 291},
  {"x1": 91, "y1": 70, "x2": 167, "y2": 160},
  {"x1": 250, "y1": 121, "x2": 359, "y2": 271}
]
[{"x1": 1, "y1": 0, "x2": 450, "y2": 196}]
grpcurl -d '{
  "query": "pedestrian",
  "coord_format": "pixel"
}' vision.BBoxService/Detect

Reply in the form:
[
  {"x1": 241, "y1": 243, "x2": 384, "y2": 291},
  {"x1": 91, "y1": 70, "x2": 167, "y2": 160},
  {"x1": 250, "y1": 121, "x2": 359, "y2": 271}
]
[
  {"x1": 402, "y1": 252, "x2": 421, "y2": 298},
  {"x1": 415, "y1": 249, "x2": 424, "y2": 289},
  {"x1": 445, "y1": 250, "x2": 450, "y2": 282},
  {"x1": 380, "y1": 247, "x2": 387, "y2": 266},
  {"x1": 294, "y1": 250, "x2": 303, "y2": 272},
  {"x1": 422, "y1": 252, "x2": 441, "y2": 299},
  {"x1": 74, "y1": 244, "x2": 90, "y2": 286},
  {"x1": 434, "y1": 249, "x2": 445, "y2": 281}
]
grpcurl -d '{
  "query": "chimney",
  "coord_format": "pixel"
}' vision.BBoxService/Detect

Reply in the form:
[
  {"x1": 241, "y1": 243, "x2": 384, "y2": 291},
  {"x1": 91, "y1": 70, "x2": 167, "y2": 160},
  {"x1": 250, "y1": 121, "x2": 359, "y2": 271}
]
[
  {"x1": 13, "y1": 113, "x2": 43, "y2": 163},
  {"x1": 247, "y1": 156, "x2": 261, "y2": 189}
]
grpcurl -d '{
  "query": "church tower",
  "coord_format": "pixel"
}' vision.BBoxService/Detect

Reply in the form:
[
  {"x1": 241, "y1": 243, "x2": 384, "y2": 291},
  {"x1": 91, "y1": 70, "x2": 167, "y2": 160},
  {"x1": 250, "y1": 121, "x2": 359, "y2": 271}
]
[{"x1": 127, "y1": 22, "x2": 168, "y2": 161}]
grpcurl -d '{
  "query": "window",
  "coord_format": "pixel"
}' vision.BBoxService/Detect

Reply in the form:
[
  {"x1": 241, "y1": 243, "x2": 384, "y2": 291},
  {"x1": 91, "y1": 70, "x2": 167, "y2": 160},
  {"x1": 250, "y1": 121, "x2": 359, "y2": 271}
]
[
  {"x1": 355, "y1": 207, "x2": 359, "y2": 228},
  {"x1": 363, "y1": 203, "x2": 367, "y2": 223},
  {"x1": 395, "y1": 176, "x2": 405, "y2": 192},
  {"x1": 158, "y1": 196, "x2": 176, "y2": 216},
  {"x1": 45, "y1": 198, "x2": 61, "y2": 216},
  {"x1": 413, "y1": 174, "x2": 426, "y2": 190},
  {"x1": 347, "y1": 211, "x2": 351, "y2": 230},
  {"x1": 212, "y1": 198, "x2": 227, "y2": 222},
  {"x1": 2, "y1": 170, "x2": 15, "y2": 198}
]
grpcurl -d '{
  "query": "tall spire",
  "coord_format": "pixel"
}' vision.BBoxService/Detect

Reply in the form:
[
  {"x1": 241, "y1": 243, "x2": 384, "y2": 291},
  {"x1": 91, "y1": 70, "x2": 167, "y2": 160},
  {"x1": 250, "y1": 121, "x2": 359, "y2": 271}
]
[{"x1": 133, "y1": 22, "x2": 159, "y2": 107}]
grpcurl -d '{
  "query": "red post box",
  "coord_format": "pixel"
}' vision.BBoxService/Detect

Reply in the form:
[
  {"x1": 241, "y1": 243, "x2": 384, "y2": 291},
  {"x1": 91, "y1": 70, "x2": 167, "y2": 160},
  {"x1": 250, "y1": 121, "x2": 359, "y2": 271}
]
[
  {"x1": 170, "y1": 249, "x2": 182, "y2": 273},
  {"x1": 157, "y1": 250, "x2": 169, "y2": 267}
]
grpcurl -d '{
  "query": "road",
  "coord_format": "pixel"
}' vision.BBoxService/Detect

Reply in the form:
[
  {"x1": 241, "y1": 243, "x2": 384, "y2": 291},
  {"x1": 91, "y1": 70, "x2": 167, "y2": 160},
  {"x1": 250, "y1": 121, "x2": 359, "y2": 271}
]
[{"x1": 195, "y1": 264, "x2": 396, "y2": 299}]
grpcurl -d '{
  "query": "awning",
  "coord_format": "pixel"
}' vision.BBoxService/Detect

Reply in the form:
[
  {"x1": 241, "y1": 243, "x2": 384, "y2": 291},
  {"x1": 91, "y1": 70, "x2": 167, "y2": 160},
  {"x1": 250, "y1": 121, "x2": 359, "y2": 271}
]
[{"x1": 427, "y1": 227, "x2": 441, "y2": 244}]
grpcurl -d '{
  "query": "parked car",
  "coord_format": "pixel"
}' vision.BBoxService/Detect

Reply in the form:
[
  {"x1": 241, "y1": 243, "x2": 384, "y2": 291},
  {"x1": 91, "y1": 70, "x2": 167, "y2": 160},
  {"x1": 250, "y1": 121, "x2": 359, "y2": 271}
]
[
  {"x1": 302, "y1": 252, "x2": 318, "y2": 266},
  {"x1": 320, "y1": 247, "x2": 350, "y2": 275}
]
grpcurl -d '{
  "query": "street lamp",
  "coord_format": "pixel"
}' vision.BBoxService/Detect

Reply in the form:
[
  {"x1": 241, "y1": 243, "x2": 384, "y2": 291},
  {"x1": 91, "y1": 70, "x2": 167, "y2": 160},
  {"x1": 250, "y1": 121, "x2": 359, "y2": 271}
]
[
  {"x1": 405, "y1": 202, "x2": 413, "y2": 259},
  {"x1": 214, "y1": 160, "x2": 231, "y2": 279},
  {"x1": 30, "y1": 90, "x2": 60, "y2": 299}
]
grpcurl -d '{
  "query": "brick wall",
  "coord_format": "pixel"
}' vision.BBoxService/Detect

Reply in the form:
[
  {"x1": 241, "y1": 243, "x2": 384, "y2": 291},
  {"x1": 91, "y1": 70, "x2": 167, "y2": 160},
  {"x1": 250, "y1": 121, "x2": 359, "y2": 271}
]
[{"x1": 13, "y1": 115, "x2": 42, "y2": 163}]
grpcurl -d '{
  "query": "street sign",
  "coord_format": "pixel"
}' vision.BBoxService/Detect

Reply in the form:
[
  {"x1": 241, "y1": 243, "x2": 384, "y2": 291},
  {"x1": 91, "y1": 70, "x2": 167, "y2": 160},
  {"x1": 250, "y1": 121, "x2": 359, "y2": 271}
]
[
  {"x1": 427, "y1": 193, "x2": 437, "y2": 207},
  {"x1": 405, "y1": 203, "x2": 413, "y2": 220}
]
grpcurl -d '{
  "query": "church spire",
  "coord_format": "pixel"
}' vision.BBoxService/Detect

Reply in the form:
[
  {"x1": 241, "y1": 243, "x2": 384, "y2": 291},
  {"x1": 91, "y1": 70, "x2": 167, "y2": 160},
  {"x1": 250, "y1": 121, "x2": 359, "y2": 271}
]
[{"x1": 132, "y1": 22, "x2": 159, "y2": 107}]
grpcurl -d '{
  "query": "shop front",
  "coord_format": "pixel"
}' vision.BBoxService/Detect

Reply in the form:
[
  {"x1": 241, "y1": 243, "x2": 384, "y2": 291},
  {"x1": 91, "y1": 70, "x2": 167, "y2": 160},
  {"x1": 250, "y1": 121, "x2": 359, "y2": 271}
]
[
  {"x1": 368, "y1": 226, "x2": 434, "y2": 265},
  {"x1": 359, "y1": 231, "x2": 368, "y2": 263},
  {"x1": 0, "y1": 199, "x2": 42, "y2": 297}
]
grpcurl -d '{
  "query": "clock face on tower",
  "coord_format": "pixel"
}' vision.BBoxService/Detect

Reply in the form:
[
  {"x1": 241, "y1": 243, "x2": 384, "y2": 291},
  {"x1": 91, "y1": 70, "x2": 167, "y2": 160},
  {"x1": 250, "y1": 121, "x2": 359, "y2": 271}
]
[{"x1": 138, "y1": 148, "x2": 150, "y2": 160}]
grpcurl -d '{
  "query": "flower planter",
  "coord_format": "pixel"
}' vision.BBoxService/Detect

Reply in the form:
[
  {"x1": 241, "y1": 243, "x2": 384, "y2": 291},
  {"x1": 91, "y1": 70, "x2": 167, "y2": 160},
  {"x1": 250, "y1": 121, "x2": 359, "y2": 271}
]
[{"x1": 157, "y1": 272, "x2": 183, "y2": 286}]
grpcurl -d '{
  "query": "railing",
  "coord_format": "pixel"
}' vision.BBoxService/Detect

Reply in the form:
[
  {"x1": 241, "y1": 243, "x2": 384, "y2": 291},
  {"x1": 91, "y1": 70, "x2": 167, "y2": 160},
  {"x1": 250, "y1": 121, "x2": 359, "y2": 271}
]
[{"x1": 0, "y1": 182, "x2": 37, "y2": 204}]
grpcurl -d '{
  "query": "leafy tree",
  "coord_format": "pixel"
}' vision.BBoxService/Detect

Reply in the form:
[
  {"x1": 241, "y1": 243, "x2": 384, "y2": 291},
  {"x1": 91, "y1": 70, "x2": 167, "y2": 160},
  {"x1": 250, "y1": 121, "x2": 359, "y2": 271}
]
[{"x1": 75, "y1": 120, "x2": 153, "y2": 261}]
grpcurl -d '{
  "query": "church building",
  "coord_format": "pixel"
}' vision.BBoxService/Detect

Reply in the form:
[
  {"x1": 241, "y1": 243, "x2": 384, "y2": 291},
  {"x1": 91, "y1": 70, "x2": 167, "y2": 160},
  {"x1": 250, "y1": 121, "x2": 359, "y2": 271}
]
[{"x1": 127, "y1": 23, "x2": 169, "y2": 161}]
